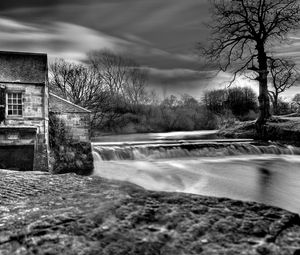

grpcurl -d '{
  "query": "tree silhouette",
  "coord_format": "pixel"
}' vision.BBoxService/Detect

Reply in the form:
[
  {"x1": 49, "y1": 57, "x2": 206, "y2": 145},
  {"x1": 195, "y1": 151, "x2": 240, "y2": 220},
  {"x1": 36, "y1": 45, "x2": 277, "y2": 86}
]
[
  {"x1": 268, "y1": 58, "x2": 298, "y2": 115},
  {"x1": 201, "y1": 0, "x2": 300, "y2": 128},
  {"x1": 292, "y1": 93, "x2": 300, "y2": 112}
]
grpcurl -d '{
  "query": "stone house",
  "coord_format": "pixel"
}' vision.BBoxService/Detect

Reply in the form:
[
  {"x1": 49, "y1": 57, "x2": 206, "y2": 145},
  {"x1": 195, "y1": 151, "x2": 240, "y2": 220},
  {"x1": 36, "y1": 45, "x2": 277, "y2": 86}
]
[
  {"x1": 0, "y1": 51, "x2": 93, "y2": 173},
  {"x1": 49, "y1": 93, "x2": 91, "y2": 143},
  {"x1": 0, "y1": 51, "x2": 49, "y2": 171},
  {"x1": 48, "y1": 93, "x2": 94, "y2": 175}
]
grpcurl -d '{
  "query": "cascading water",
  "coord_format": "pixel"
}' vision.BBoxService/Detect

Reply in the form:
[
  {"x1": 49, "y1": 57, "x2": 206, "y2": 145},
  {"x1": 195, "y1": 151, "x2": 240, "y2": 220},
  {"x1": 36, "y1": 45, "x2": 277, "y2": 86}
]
[
  {"x1": 93, "y1": 142, "x2": 300, "y2": 161},
  {"x1": 92, "y1": 131, "x2": 300, "y2": 214}
]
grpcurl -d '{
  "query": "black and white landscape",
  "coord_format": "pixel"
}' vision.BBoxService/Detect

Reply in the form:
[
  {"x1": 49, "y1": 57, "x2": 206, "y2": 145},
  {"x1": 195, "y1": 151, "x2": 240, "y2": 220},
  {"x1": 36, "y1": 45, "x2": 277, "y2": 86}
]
[{"x1": 0, "y1": 1, "x2": 300, "y2": 254}]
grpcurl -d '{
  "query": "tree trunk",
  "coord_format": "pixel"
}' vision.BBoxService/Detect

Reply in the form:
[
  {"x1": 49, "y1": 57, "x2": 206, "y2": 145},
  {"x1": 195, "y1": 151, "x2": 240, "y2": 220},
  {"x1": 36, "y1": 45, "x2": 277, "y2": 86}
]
[
  {"x1": 256, "y1": 43, "x2": 271, "y2": 138},
  {"x1": 273, "y1": 95, "x2": 278, "y2": 115}
]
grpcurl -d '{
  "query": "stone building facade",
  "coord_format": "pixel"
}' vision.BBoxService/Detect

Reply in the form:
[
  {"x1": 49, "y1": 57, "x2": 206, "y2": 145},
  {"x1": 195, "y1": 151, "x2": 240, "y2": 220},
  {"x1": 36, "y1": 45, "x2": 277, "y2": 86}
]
[
  {"x1": 0, "y1": 51, "x2": 93, "y2": 174},
  {"x1": 49, "y1": 93, "x2": 91, "y2": 142},
  {"x1": 0, "y1": 51, "x2": 49, "y2": 171}
]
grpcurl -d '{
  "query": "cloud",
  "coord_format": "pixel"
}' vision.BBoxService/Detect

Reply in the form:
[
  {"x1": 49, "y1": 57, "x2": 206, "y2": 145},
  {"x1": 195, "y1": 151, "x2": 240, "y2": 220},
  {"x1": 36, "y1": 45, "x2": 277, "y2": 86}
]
[
  {"x1": 6, "y1": 1, "x2": 294, "y2": 99},
  {"x1": 0, "y1": 17, "x2": 129, "y2": 61},
  {"x1": 0, "y1": 0, "x2": 210, "y2": 54},
  {"x1": 142, "y1": 67, "x2": 217, "y2": 99},
  {"x1": 0, "y1": 16, "x2": 204, "y2": 70},
  {"x1": 0, "y1": 0, "x2": 99, "y2": 10},
  {"x1": 147, "y1": 67, "x2": 214, "y2": 82},
  {"x1": 0, "y1": 17, "x2": 37, "y2": 31}
]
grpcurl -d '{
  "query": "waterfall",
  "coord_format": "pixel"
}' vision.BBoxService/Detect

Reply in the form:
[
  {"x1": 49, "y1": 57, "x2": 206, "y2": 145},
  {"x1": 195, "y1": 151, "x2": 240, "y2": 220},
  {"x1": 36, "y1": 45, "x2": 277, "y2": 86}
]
[
  {"x1": 92, "y1": 137, "x2": 300, "y2": 214},
  {"x1": 93, "y1": 142, "x2": 300, "y2": 161}
]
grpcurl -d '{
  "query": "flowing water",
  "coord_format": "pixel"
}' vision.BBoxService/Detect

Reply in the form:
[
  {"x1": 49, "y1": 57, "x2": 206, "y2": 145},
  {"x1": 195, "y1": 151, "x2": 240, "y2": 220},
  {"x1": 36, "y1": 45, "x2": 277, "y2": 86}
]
[{"x1": 93, "y1": 130, "x2": 300, "y2": 214}]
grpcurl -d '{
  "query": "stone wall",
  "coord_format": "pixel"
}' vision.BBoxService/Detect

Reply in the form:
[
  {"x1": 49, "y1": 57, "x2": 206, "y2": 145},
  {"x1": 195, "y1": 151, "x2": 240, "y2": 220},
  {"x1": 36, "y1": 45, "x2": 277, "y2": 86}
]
[
  {"x1": 5, "y1": 83, "x2": 48, "y2": 133},
  {"x1": 53, "y1": 112, "x2": 91, "y2": 142},
  {"x1": 49, "y1": 112, "x2": 93, "y2": 175},
  {"x1": 48, "y1": 92, "x2": 93, "y2": 175}
]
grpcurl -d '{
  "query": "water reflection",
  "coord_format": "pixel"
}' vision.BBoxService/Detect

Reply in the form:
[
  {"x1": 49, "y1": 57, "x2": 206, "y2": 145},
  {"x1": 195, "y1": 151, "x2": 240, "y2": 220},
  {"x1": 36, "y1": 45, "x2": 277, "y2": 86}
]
[
  {"x1": 255, "y1": 162, "x2": 278, "y2": 206},
  {"x1": 258, "y1": 163, "x2": 272, "y2": 194},
  {"x1": 92, "y1": 130, "x2": 219, "y2": 143}
]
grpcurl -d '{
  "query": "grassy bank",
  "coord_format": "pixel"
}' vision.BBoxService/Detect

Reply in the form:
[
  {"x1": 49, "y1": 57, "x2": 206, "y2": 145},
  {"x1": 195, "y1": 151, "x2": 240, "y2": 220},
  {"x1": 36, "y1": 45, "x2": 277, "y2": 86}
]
[{"x1": 218, "y1": 115, "x2": 300, "y2": 145}]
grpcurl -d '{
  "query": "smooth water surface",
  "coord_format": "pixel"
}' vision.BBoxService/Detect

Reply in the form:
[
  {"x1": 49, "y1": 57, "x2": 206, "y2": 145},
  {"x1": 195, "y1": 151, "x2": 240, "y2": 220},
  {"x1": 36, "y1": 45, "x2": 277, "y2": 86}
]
[{"x1": 92, "y1": 130, "x2": 219, "y2": 143}]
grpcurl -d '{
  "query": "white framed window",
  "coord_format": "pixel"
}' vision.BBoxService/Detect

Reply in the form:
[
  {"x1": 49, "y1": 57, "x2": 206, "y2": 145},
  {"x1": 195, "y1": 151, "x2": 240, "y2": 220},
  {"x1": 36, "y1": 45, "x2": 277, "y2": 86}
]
[{"x1": 7, "y1": 92, "x2": 23, "y2": 116}]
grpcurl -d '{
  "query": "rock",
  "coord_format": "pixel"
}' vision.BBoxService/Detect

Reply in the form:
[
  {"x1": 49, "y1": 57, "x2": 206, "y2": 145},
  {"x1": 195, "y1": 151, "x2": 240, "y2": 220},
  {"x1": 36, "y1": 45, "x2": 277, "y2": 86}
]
[
  {"x1": 51, "y1": 142, "x2": 94, "y2": 175},
  {"x1": 65, "y1": 152, "x2": 75, "y2": 162},
  {"x1": 0, "y1": 170, "x2": 299, "y2": 254},
  {"x1": 75, "y1": 160, "x2": 83, "y2": 169}
]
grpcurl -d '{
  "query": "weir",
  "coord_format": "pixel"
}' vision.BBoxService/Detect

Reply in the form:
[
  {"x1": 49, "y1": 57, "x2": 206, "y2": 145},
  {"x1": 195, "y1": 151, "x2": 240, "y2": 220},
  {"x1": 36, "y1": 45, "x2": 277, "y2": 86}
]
[
  {"x1": 92, "y1": 136, "x2": 300, "y2": 214},
  {"x1": 92, "y1": 140, "x2": 298, "y2": 161}
]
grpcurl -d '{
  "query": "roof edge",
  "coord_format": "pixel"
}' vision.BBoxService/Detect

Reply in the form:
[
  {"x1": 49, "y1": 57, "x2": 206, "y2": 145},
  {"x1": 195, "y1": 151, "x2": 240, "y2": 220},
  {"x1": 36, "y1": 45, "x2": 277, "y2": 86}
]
[
  {"x1": 49, "y1": 93, "x2": 91, "y2": 113},
  {"x1": 0, "y1": 50, "x2": 47, "y2": 57}
]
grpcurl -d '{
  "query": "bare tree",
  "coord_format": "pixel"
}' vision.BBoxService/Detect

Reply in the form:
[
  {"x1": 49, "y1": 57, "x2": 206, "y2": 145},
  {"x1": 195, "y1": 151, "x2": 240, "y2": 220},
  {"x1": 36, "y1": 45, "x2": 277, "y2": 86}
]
[
  {"x1": 268, "y1": 58, "x2": 298, "y2": 114},
  {"x1": 49, "y1": 59, "x2": 103, "y2": 107},
  {"x1": 49, "y1": 59, "x2": 109, "y2": 128},
  {"x1": 124, "y1": 66, "x2": 148, "y2": 108},
  {"x1": 87, "y1": 51, "x2": 131, "y2": 98},
  {"x1": 292, "y1": 94, "x2": 300, "y2": 112},
  {"x1": 159, "y1": 95, "x2": 181, "y2": 131},
  {"x1": 201, "y1": 0, "x2": 300, "y2": 127},
  {"x1": 203, "y1": 89, "x2": 227, "y2": 115},
  {"x1": 50, "y1": 52, "x2": 151, "y2": 131},
  {"x1": 87, "y1": 50, "x2": 150, "y2": 109}
]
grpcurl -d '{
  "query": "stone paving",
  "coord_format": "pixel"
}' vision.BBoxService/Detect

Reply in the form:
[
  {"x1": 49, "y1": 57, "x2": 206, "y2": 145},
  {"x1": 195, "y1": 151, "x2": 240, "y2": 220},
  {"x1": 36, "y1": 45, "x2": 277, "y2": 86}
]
[{"x1": 0, "y1": 170, "x2": 299, "y2": 254}]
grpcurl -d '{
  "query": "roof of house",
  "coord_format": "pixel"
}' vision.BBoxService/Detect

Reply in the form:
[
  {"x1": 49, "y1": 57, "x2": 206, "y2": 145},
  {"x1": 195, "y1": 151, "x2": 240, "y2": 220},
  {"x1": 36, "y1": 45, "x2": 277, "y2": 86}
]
[
  {"x1": 0, "y1": 51, "x2": 47, "y2": 84},
  {"x1": 49, "y1": 93, "x2": 91, "y2": 114}
]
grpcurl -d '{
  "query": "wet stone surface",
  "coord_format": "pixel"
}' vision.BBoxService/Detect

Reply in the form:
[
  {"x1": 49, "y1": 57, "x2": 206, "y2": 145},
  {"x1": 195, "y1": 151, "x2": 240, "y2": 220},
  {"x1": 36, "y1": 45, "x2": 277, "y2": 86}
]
[{"x1": 0, "y1": 170, "x2": 299, "y2": 254}]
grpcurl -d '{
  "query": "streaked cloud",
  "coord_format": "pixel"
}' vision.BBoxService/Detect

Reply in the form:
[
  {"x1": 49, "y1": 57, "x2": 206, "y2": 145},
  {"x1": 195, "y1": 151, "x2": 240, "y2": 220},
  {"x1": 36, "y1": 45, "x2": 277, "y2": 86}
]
[
  {"x1": 0, "y1": 18, "x2": 124, "y2": 61},
  {"x1": 0, "y1": 0, "x2": 299, "y2": 98}
]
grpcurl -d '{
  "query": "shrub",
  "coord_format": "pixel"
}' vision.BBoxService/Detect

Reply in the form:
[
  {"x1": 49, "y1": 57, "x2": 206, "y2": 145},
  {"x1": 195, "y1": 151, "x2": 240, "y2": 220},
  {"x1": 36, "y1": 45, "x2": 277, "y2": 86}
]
[{"x1": 49, "y1": 113, "x2": 93, "y2": 175}]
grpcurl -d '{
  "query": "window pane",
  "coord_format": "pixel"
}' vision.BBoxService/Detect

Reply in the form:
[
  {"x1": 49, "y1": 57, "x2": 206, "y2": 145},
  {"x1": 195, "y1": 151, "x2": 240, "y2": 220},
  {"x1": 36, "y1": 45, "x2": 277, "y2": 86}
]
[{"x1": 7, "y1": 93, "x2": 23, "y2": 116}]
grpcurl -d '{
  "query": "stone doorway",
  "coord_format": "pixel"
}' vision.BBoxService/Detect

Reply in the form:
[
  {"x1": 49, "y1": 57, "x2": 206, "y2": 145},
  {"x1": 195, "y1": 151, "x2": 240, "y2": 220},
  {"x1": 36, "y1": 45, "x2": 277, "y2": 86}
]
[{"x1": 0, "y1": 145, "x2": 35, "y2": 171}]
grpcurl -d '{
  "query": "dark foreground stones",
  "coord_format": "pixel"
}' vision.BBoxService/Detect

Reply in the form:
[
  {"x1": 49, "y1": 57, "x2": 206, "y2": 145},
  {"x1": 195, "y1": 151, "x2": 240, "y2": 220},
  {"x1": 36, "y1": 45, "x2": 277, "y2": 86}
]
[{"x1": 0, "y1": 170, "x2": 299, "y2": 254}]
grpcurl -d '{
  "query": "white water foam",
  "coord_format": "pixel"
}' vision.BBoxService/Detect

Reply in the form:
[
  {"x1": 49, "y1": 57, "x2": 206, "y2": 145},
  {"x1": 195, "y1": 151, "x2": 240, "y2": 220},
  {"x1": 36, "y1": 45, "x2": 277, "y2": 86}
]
[{"x1": 92, "y1": 140, "x2": 300, "y2": 214}]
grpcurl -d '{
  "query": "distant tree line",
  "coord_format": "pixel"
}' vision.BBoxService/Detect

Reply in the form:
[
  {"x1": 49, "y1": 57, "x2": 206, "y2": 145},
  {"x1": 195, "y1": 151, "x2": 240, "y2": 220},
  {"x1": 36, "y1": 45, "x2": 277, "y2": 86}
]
[
  {"x1": 49, "y1": 51, "x2": 219, "y2": 133},
  {"x1": 203, "y1": 87, "x2": 258, "y2": 119},
  {"x1": 49, "y1": 50, "x2": 300, "y2": 135}
]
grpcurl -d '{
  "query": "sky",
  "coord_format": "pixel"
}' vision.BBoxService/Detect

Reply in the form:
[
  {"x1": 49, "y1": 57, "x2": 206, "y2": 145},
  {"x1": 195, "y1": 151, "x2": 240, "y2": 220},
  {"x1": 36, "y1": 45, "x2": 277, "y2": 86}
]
[{"x1": 0, "y1": 0, "x2": 300, "y2": 99}]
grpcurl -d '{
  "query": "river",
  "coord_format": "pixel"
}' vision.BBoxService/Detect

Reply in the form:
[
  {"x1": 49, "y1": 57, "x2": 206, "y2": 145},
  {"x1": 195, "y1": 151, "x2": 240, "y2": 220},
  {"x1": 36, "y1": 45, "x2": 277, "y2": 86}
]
[{"x1": 92, "y1": 130, "x2": 300, "y2": 214}]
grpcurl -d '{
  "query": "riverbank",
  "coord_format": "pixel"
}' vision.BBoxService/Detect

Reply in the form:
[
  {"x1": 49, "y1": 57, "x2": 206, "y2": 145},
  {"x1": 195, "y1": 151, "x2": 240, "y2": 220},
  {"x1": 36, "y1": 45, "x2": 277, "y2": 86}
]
[
  {"x1": 0, "y1": 170, "x2": 299, "y2": 254},
  {"x1": 218, "y1": 116, "x2": 300, "y2": 145}
]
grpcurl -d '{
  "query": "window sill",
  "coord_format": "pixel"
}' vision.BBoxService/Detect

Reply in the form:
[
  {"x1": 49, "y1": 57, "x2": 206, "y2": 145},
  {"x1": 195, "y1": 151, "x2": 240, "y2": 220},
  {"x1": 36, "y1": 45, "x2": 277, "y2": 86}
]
[{"x1": 6, "y1": 116, "x2": 24, "y2": 120}]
